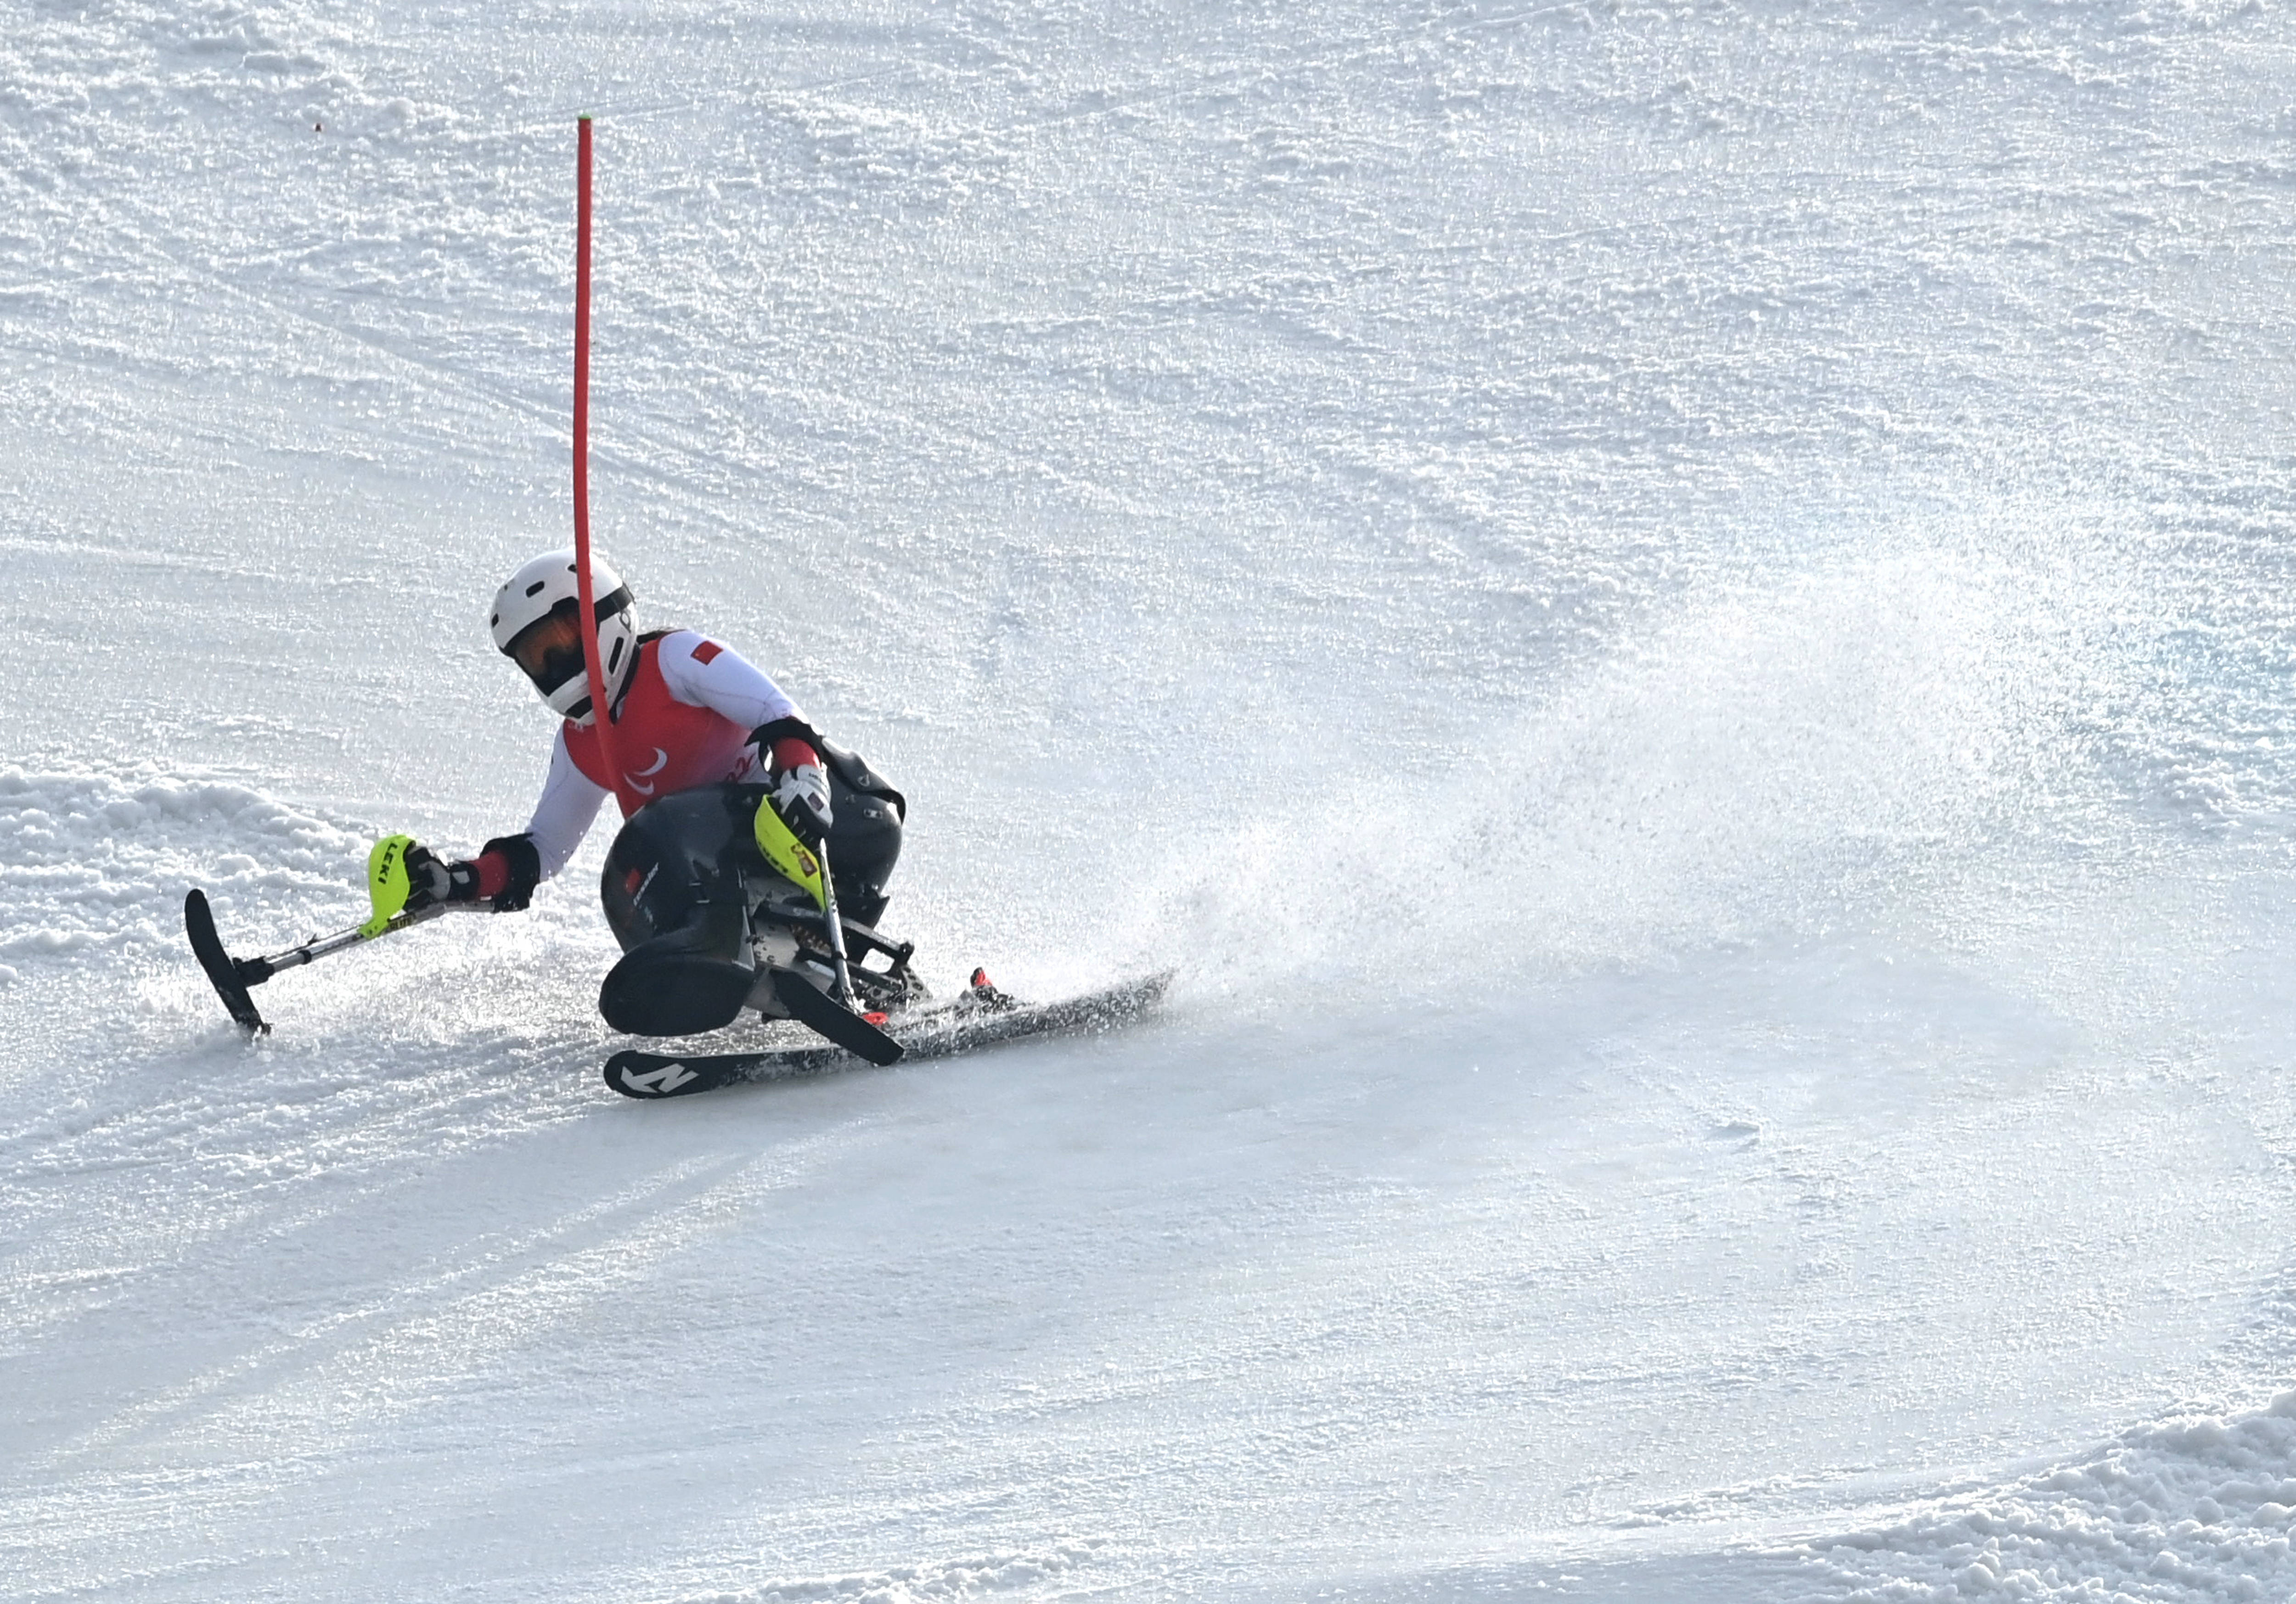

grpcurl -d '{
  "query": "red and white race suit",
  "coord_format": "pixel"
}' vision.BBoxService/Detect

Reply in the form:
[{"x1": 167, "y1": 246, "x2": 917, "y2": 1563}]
[{"x1": 522, "y1": 630, "x2": 804, "y2": 881}]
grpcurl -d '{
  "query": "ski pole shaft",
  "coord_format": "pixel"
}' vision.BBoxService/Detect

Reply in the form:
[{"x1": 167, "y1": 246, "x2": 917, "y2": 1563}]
[
  {"x1": 242, "y1": 903, "x2": 450, "y2": 985},
  {"x1": 813, "y1": 839, "x2": 858, "y2": 1008}
]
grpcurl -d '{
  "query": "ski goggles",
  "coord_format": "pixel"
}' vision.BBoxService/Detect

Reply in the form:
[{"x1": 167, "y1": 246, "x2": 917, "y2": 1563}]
[
  {"x1": 502, "y1": 584, "x2": 634, "y2": 692},
  {"x1": 505, "y1": 607, "x2": 589, "y2": 693}
]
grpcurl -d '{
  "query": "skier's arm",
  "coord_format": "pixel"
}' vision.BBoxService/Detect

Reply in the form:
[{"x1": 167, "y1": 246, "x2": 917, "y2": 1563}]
[
  {"x1": 370, "y1": 729, "x2": 595, "y2": 920},
  {"x1": 654, "y1": 630, "x2": 835, "y2": 841},
  {"x1": 655, "y1": 630, "x2": 805, "y2": 729},
  {"x1": 521, "y1": 726, "x2": 611, "y2": 882}
]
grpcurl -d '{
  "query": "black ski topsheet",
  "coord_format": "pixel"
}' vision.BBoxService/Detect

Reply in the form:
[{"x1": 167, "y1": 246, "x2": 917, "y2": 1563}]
[
  {"x1": 185, "y1": 889, "x2": 268, "y2": 1033},
  {"x1": 603, "y1": 970, "x2": 1173, "y2": 1099}
]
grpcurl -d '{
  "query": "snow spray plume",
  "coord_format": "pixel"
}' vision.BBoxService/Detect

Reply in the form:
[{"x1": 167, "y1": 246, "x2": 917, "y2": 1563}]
[{"x1": 1115, "y1": 510, "x2": 2175, "y2": 1018}]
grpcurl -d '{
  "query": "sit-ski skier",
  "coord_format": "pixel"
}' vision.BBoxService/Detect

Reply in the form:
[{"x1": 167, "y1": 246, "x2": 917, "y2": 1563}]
[{"x1": 364, "y1": 549, "x2": 910, "y2": 1032}]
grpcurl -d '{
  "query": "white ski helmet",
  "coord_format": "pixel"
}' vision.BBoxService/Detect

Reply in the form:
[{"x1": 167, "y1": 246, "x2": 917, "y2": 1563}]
[{"x1": 490, "y1": 549, "x2": 637, "y2": 725}]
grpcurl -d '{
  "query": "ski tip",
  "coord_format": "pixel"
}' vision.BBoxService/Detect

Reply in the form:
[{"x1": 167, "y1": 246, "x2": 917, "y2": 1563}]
[{"x1": 603, "y1": 1051, "x2": 722, "y2": 1099}]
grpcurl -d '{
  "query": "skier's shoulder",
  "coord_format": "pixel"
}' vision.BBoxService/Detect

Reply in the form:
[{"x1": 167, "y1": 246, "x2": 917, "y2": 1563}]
[
  {"x1": 625, "y1": 627, "x2": 795, "y2": 726},
  {"x1": 651, "y1": 628, "x2": 766, "y2": 684},
  {"x1": 646, "y1": 627, "x2": 735, "y2": 665}
]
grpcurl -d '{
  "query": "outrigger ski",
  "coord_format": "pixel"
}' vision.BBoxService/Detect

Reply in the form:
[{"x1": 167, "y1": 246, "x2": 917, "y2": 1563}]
[
  {"x1": 185, "y1": 889, "x2": 269, "y2": 1032},
  {"x1": 604, "y1": 969, "x2": 1173, "y2": 1099},
  {"x1": 185, "y1": 886, "x2": 454, "y2": 1035}
]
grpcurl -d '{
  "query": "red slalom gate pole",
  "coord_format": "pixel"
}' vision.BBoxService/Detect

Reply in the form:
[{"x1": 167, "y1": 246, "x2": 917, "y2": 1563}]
[{"x1": 572, "y1": 115, "x2": 633, "y2": 813}]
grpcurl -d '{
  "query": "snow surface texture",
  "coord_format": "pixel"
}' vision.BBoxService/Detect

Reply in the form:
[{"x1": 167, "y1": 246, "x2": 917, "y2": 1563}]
[{"x1": 6, "y1": 0, "x2": 2296, "y2": 1598}]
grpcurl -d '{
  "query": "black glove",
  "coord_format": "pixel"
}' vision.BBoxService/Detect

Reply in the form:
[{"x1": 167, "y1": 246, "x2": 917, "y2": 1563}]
[
  {"x1": 402, "y1": 842, "x2": 482, "y2": 911},
  {"x1": 478, "y1": 834, "x2": 542, "y2": 913}
]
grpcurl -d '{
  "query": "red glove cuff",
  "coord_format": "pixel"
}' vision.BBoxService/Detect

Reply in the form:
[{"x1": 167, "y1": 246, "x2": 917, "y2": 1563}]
[
  {"x1": 771, "y1": 737, "x2": 820, "y2": 772},
  {"x1": 473, "y1": 850, "x2": 511, "y2": 901}
]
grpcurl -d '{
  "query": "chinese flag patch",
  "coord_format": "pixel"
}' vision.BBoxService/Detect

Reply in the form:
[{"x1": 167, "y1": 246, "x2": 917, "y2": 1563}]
[{"x1": 691, "y1": 639, "x2": 724, "y2": 666}]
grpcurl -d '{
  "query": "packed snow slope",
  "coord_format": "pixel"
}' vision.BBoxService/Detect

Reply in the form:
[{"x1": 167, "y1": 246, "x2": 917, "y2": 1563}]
[{"x1": 8, "y1": 0, "x2": 2296, "y2": 1598}]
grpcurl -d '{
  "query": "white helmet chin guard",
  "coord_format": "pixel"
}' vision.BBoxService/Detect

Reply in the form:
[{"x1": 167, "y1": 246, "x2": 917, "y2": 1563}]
[{"x1": 490, "y1": 550, "x2": 637, "y2": 726}]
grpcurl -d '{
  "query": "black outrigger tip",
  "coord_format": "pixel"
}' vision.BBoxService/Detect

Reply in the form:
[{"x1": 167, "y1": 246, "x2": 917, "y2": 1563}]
[
  {"x1": 185, "y1": 889, "x2": 269, "y2": 1033},
  {"x1": 770, "y1": 968, "x2": 905, "y2": 1066}
]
